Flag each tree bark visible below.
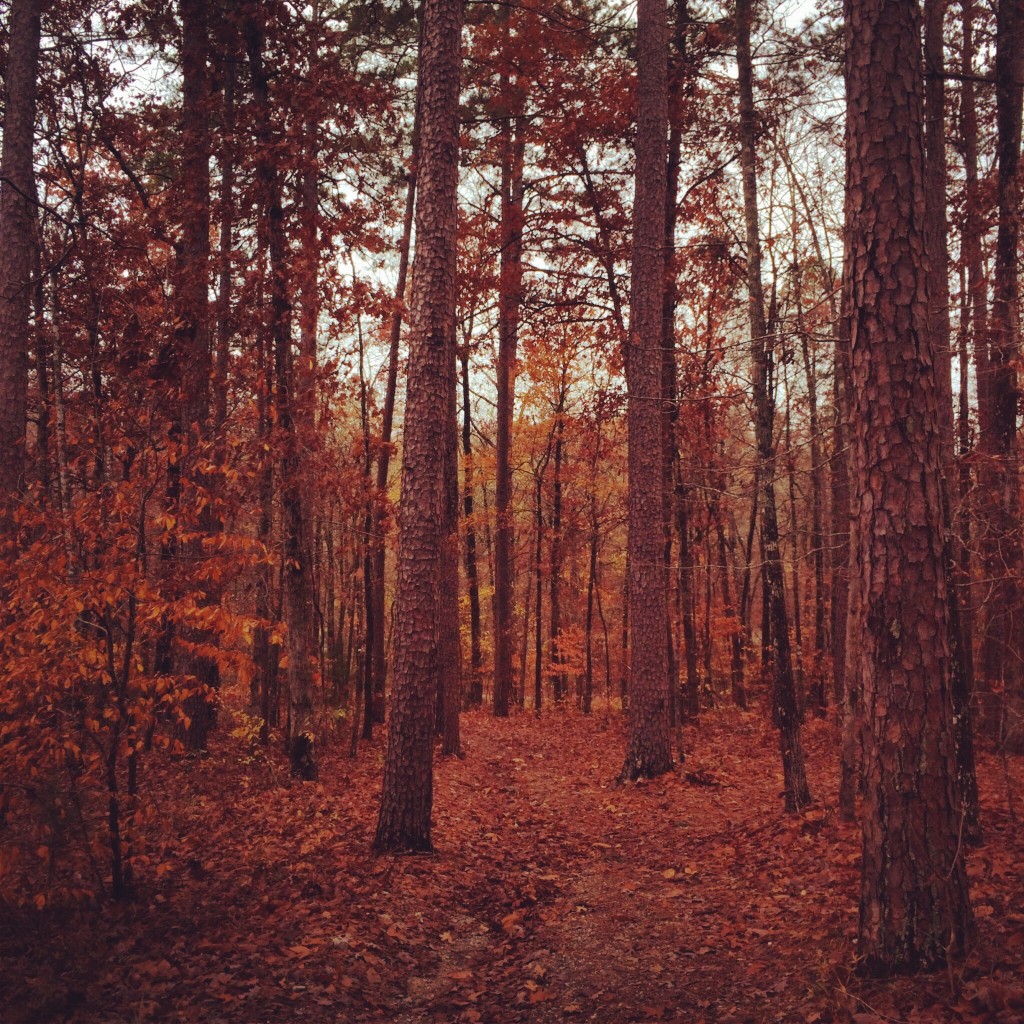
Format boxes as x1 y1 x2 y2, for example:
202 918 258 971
620 0 672 780
0 0 42 508
844 0 973 971
375 0 461 852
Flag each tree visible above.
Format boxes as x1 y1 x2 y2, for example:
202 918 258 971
620 0 672 780
844 0 973 973
985 0 1024 749
374 0 462 853
0 0 43 508
492 2 526 718
735 0 810 812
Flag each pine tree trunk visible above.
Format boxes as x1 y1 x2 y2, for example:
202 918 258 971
620 0 672 780
844 0 973 970
375 0 461 852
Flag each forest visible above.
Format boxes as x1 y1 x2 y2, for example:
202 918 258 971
1 0 1023 1021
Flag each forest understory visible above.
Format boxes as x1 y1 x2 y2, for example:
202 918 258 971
3 706 1022 1024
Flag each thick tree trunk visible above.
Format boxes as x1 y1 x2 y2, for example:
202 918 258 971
374 0 461 852
736 0 810 811
844 0 973 971
620 0 672 780
0 0 42 508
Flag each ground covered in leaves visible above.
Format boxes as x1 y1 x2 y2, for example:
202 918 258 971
3 707 1023 1023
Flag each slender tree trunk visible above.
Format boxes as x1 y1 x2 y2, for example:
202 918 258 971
493 55 527 718
372 70 423 727
439 325 462 755
0 0 42 510
662 0 690 740
784 370 804 701
358 301 377 748
976 0 1023 737
715 503 745 706
549 400 566 701
177 0 218 750
792 235 826 712
844 0 973 971
958 0 982 725
989 0 1024 750
836 310 858 821
924 0 980 832
247 10 316 772
531 437 553 713
460 345 484 706
620 0 672 780
737 0 810 811
534 469 545 714
584 484 599 716
620 554 629 705
374 0 461 852
213 1 237 442
677 489 700 717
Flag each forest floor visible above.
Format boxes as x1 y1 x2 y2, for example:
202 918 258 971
3 704 1023 1024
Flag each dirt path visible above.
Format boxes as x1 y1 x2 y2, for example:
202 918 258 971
3 708 1022 1024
